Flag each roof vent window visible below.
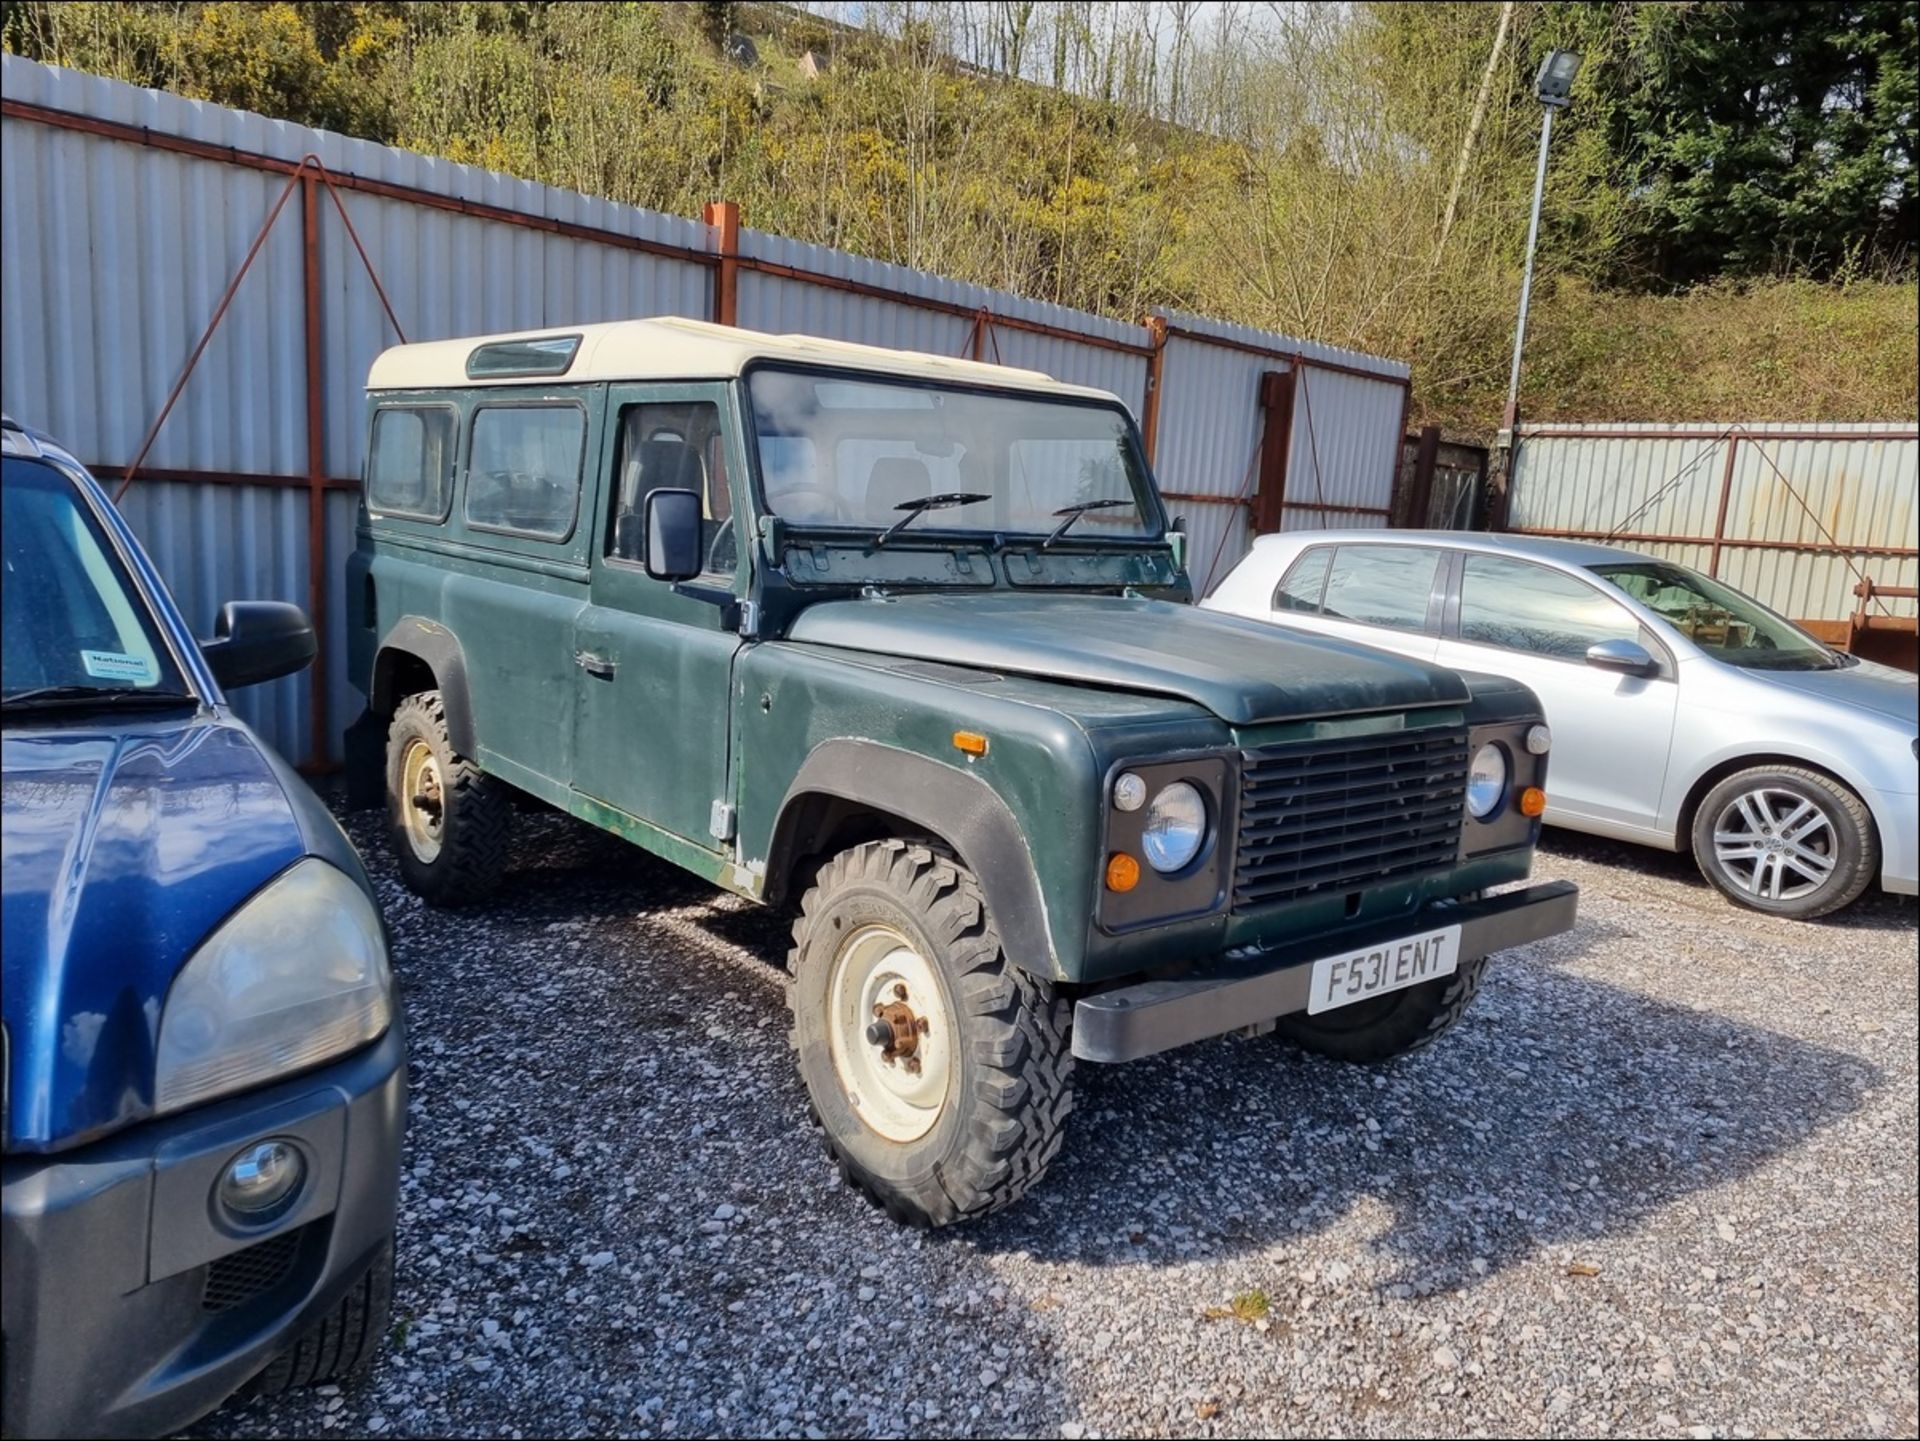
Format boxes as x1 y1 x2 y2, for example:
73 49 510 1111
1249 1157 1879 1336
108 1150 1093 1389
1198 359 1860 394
466 335 582 380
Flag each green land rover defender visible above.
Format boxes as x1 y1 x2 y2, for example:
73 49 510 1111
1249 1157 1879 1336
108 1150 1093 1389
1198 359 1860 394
345 317 1576 1227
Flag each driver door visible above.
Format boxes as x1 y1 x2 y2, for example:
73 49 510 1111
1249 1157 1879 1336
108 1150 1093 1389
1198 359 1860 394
570 383 745 853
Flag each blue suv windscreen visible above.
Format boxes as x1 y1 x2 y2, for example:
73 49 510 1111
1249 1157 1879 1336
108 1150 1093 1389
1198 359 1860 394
2 460 189 703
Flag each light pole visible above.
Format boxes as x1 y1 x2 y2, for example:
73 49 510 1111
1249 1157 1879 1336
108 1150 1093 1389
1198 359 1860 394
1502 49 1582 433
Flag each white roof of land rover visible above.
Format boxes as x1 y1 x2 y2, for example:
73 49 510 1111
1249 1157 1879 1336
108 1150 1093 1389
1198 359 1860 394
366 316 1114 400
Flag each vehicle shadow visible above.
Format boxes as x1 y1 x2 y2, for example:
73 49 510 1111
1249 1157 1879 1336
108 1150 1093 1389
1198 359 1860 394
379 809 1883 1302
962 946 1880 1290
1539 828 1919 934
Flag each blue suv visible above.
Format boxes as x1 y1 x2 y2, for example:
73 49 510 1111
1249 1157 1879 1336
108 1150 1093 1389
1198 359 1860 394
1 419 406 1437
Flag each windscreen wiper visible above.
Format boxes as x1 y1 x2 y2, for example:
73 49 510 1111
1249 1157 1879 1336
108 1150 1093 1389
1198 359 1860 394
1042 498 1135 548
875 492 992 547
1 685 197 713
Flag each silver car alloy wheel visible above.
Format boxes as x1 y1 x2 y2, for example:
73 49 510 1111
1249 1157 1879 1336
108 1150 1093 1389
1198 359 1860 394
1712 786 1838 901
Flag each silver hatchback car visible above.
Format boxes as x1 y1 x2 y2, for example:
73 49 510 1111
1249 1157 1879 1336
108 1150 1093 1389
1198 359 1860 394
1204 530 1918 920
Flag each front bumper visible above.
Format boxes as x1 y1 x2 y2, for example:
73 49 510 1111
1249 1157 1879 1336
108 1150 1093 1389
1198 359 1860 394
1865 783 1918 896
2 1020 406 1440
1073 882 1578 1063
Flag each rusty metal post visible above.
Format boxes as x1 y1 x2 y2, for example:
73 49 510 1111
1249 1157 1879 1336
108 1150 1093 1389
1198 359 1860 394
1388 378 1413 517
1707 435 1739 578
1403 424 1442 529
968 309 988 361
703 200 740 326
1140 315 1168 466
301 172 331 771
1251 369 1295 535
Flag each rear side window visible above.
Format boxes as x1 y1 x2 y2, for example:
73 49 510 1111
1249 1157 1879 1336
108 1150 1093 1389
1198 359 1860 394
465 405 586 540
1320 545 1441 631
367 407 456 519
1272 546 1331 613
1458 553 1641 659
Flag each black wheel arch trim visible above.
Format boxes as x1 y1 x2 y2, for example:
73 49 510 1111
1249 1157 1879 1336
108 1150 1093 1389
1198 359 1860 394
766 739 1059 979
371 617 478 758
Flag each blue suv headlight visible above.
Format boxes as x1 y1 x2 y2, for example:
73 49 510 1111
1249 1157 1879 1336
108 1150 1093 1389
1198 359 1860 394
155 859 392 1114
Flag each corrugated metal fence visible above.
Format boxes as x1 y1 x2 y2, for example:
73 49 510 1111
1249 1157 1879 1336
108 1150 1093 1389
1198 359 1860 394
1508 423 1920 631
0 55 1411 767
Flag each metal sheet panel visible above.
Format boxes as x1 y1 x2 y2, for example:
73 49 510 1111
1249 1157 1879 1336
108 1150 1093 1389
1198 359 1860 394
113 478 315 758
1151 307 1410 382
1509 422 1918 622
1151 308 1408 589
1279 506 1389 534
1152 332 1271 504
1284 364 1406 516
1181 499 1252 600
736 229 1149 416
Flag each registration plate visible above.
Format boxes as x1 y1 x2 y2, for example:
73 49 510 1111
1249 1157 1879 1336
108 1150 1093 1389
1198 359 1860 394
1306 925 1462 1015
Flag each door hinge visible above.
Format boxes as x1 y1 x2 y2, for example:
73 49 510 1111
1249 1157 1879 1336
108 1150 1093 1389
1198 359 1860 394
709 801 737 842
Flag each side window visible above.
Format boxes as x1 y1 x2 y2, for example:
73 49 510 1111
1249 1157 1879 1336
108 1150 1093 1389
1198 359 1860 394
1272 546 1332 613
1321 545 1442 631
609 400 736 577
367 406 456 519
465 404 586 540
1457 553 1641 660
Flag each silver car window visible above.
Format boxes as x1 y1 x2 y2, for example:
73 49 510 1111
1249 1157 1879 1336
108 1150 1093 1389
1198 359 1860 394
1458 553 1640 660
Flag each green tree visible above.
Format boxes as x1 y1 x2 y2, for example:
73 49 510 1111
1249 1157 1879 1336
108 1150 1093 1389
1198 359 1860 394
1613 0 1918 283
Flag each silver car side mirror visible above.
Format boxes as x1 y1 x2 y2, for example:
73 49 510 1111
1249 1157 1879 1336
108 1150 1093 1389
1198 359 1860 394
1585 637 1659 677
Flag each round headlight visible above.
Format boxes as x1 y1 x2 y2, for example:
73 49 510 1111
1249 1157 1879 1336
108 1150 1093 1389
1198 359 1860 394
1112 772 1148 812
217 1139 306 1220
1466 743 1509 819
1525 724 1552 755
1142 781 1207 872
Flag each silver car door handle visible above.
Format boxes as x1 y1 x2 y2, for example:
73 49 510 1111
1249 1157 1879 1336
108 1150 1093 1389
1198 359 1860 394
574 650 616 678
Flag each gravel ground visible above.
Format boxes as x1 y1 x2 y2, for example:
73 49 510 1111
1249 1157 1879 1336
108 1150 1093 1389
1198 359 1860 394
193 804 1918 1441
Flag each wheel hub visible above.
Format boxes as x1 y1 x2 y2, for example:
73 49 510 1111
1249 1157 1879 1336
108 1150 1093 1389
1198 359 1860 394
866 984 930 1074
400 740 446 863
826 925 951 1143
1712 786 1837 902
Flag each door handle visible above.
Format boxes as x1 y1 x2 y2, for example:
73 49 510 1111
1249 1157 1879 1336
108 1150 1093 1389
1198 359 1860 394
574 650 617 679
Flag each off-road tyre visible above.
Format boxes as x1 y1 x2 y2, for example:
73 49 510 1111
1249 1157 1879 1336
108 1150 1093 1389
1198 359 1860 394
385 690 511 906
1690 764 1876 920
248 1239 393 1395
1277 956 1490 1064
788 838 1073 1227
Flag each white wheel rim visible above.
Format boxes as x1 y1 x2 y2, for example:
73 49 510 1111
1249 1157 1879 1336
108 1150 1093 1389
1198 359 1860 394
400 739 445 863
826 924 952 1143
1712 787 1838 901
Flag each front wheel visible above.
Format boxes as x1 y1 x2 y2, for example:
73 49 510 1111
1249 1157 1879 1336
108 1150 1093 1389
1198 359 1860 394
1691 765 1876 920
1277 956 1489 1063
787 839 1073 1227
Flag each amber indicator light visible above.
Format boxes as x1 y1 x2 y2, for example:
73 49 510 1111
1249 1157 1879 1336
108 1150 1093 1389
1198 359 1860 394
1105 852 1141 892
952 731 989 757
1520 787 1547 818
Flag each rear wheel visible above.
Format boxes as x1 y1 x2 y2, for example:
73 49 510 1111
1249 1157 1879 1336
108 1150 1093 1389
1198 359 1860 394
787 838 1073 1227
1691 765 1876 920
385 690 512 906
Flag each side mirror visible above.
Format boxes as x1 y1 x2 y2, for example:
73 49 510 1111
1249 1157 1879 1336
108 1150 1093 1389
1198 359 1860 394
642 487 704 582
1167 513 1188 571
1585 637 1659 678
201 601 316 690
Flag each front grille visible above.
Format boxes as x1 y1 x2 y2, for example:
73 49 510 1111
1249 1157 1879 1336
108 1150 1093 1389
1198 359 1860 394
1234 726 1468 910
202 1227 305 1312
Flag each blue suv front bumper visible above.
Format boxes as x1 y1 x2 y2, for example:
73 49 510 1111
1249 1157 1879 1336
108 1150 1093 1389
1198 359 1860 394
2 1021 405 1439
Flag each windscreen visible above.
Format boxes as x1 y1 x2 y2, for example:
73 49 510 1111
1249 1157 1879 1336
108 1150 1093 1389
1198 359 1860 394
2 460 185 699
1590 560 1842 671
747 368 1158 541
